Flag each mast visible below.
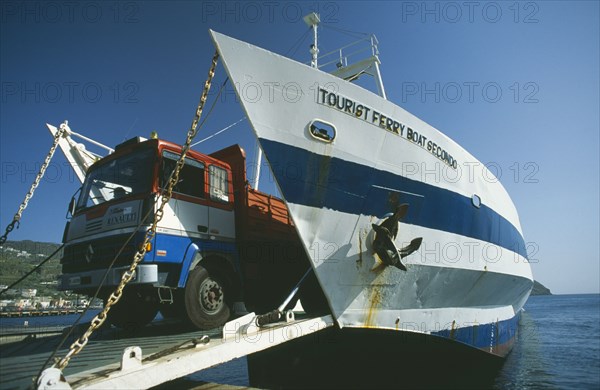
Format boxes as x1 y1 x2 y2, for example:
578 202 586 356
303 13 320 68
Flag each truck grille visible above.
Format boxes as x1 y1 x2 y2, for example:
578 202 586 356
61 234 142 273
85 220 103 233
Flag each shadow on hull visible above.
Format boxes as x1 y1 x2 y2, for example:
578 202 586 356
248 327 507 389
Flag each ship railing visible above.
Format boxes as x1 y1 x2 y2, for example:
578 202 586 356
316 34 380 72
311 33 387 98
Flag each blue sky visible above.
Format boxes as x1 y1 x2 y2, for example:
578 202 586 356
1 1 598 294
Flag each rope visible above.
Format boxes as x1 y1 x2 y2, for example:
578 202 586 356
190 117 246 147
285 27 312 58
321 24 369 39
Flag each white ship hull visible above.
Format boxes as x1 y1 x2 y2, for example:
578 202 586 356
211 30 533 357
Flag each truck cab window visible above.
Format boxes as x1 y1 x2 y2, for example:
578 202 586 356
209 165 229 202
76 148 154 211
161 150 205 198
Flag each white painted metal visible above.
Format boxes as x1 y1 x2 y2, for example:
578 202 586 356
120 347 142 371
66 199 144 241
329 55 387 99
210 30 533 338
37 368 72 390
208 206 236 239
160 198 208 237
253 144 262 190
318 34 387 99
154 184 235 243
210 31 523 232
372 60 387 99
62 314 334 389
303 13 320 68
65 129 114 154
61 226 142 245
46 122 105 184
286 204 531 330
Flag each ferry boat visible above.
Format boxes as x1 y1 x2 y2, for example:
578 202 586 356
210 14 533 387
3 15 533 389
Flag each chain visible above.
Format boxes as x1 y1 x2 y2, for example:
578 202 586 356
55 51 220 371
0 124 67 246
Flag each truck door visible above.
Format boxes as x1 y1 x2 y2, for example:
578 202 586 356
207 165 236 241
157 150 209 248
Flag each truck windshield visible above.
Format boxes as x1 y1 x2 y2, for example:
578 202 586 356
77 148 154 211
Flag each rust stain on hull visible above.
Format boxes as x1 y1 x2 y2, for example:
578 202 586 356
356 230 363 269
364 285 382 327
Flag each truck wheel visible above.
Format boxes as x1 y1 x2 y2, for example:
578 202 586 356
105 289 159 331
184 266 230 330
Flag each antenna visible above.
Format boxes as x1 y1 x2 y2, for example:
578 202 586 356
303 13 320 68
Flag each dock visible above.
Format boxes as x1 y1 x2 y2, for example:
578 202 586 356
0 309 86 318
0 311 334 389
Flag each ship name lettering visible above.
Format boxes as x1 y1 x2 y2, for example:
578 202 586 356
371 111 402 135
319 87 370 121
319 87 401 133
427 141 457 169
317 86 458 169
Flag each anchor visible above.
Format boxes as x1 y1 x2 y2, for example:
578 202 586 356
372 204 423 271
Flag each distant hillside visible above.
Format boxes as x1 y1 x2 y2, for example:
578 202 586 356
531 280 552 295
2 240 61 256
0 240 62 296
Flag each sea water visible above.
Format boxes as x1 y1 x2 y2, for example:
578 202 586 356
494 294 600 389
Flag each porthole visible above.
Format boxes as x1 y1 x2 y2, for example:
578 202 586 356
472 194 481 208
308 120 336 143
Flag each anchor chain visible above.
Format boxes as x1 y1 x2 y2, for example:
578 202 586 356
55 50 220 371
0 123 67 246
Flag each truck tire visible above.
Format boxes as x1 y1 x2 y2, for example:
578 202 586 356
184 266 230 330
105 289 159 331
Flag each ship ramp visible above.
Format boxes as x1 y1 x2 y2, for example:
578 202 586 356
0 311 333 389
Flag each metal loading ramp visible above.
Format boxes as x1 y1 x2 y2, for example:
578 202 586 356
36 313 334 389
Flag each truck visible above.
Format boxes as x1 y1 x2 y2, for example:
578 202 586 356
57 130 326 330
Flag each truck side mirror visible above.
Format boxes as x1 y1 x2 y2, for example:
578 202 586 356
67 197 76 219
66 188 80 219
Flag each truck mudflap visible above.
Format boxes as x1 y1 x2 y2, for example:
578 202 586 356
59 265 158 290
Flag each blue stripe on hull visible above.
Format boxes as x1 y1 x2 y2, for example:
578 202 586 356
433 312 520 356
260 138 527 259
